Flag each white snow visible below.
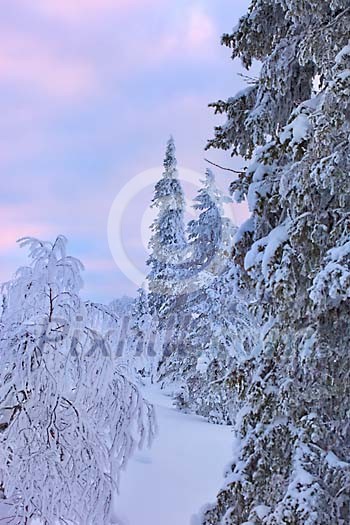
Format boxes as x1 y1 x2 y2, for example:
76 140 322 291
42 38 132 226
244 222 289 278
114 383 233 525
279 112 311 146
244 236 267 272
227 85 255 104
254 504 271 519
325 451 349 469
261 223 290 278
310 240 350 304
328 240 350 262
335 44 350 64
234 217 254 245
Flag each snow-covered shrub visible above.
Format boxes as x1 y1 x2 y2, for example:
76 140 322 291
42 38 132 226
0 236 155 525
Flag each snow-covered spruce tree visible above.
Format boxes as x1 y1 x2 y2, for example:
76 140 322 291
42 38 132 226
172 268 257 425
187 169 231 273
107 296 137 369
154 168 230 394
147 136 187 313
199 2 350 524
156 169 257 424
0 236 155 525
128 288 160 380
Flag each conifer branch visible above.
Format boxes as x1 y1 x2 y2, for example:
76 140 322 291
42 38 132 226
204 158 245 175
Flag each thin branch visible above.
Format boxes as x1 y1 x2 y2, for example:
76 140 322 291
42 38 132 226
325 6 350 29
237 72 259 85
204 158 246 175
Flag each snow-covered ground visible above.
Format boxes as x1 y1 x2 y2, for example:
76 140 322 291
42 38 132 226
0 385 233 525
114 384 233 525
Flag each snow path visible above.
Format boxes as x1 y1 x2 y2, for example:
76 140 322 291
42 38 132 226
115 384 233 525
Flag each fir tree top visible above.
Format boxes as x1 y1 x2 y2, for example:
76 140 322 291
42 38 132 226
163 136 177 178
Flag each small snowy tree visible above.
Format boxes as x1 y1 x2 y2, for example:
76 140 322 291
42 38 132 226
0 236 155 525
173 268 257 425
187 169 227 270
129 288 161 379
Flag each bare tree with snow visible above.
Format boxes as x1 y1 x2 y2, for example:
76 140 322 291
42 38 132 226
0 236 155 525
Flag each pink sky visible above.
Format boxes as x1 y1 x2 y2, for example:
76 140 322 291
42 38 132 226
0 0 250 301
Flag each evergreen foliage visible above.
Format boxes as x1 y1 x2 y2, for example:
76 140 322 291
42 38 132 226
199 2 350 524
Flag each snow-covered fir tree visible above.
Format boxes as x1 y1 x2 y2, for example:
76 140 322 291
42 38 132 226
156 169 256 423
155 168 231 392
187 169 229 273
172 268 257 425
147 136 187 312
130 288 161 379
0 236 155 525
199 2 350 524
131 288 150 360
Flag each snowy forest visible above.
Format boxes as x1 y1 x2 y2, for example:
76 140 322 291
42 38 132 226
1 0 350 524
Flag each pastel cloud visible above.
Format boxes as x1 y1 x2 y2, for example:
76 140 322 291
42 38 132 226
21 0 160 21
0 225 52 253
0 204 54 247
0 224 50 288
187 7 216 49
0 3 217 105
139 6 218 65
0 200 111 291
0 32 96 99
83 257 117 272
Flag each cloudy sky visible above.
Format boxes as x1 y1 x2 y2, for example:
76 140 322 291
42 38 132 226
0 0 251 302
